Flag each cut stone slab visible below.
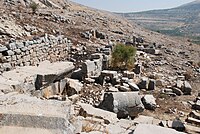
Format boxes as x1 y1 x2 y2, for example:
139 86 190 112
99 92 144 118
35 61 75 90
1 61 74 94
0 93 74 134
79 103 118 124
134 124 186 134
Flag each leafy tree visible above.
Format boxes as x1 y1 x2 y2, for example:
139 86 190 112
111 44 136 70
30 2 39 14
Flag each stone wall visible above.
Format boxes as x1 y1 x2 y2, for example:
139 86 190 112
0 34 72 72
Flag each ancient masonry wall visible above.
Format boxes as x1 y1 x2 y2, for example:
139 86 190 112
0 34 72 72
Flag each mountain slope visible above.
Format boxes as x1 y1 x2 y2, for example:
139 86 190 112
0 0 188 45
121 0 200 44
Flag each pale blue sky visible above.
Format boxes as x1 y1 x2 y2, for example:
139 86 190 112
71 0 194 12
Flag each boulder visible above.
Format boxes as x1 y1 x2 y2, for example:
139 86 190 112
142 95 157 110
167 120 185 132
99 92 144 118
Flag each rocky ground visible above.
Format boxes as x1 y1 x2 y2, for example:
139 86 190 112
0 0 199 134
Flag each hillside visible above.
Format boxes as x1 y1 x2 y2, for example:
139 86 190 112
121 0 200 44
0 0 199 134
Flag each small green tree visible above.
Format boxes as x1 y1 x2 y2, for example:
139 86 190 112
111 44 136 70
30 2 39 14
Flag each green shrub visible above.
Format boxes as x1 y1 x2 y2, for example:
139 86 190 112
30 2 39 14
111 44 136 70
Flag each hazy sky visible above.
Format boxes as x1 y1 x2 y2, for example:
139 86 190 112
71 0 194 12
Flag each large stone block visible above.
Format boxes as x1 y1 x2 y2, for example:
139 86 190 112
82 59 102 78
0 93 74 134
79 103 118 124
35 61 75 90
99 92 144 118
134 124 186 134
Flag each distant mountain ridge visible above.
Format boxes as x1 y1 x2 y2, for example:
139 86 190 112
120 0 200 44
